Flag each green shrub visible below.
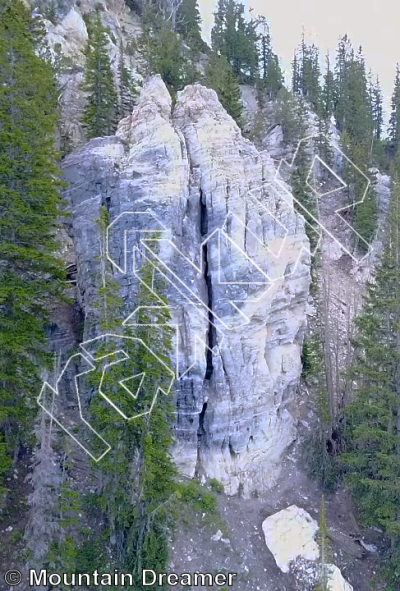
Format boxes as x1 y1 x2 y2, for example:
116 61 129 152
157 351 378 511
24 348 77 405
178 480 218 513
209 478 224 494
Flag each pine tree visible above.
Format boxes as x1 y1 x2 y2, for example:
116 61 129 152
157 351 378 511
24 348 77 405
176 0 203 48
256 17 283 103
256 19 283 101
346 46 374 145
342 130 377 249
304 43 321 109
211 0 259 84
333 38 376 247
370 74 386 167
292 51 300 94
125 260 177 583
334 42 373 145
316 54 336 170
321 53 335 120
264 54 283 99
290 98 320 250
388 64 400 157
371 75 383 140
87 219 178 588
259 19 271 80
293 33 321 110
276 87 301 146
341 153 400 581
334 34 353 131
82 9 118 138
141 18 190 93
117 42 139 119
0 0 65 502
302 330 338 491
210 0 227 55
204 53 243 124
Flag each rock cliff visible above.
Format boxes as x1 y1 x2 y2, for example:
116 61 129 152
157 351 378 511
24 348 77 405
34 0 143 148
62 75 311 496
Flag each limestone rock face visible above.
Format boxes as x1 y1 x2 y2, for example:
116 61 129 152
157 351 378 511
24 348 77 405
327 564 354 591
62 76 311 497
54 7 88 50
242 84 392 427
37 0 143 149
262 505 319 573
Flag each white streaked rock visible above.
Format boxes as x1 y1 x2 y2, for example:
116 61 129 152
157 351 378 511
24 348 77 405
262 505 319 573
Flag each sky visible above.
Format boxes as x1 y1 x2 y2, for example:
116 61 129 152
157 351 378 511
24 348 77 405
198 0 399 126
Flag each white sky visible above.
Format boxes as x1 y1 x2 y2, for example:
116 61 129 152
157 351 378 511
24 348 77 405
198 0 399 127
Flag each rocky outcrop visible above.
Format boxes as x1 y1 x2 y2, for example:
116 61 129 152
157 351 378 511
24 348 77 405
262 505 353 590
262 505 319 573
327 564 354 591
35 0 143 148
242 85 392 421
62 75 310 497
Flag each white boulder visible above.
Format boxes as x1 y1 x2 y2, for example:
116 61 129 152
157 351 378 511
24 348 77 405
262 505 319 573
262 505 354 590
326 564 353 591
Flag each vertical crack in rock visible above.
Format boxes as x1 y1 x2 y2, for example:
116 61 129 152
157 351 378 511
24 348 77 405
200 188 208 236
196 190 215 477
204 256 216 380
200 190 216 381
197 402 208 447
228 438 237 459
244 198 249 253
196 397 209 478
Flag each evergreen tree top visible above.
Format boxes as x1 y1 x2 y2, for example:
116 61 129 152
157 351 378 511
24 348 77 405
0 0 66 512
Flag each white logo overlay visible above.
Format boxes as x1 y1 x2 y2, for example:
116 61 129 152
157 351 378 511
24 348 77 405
38 133 374 459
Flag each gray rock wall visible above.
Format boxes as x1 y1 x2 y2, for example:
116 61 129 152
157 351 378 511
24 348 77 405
34 0 143 149
62 76 311 497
